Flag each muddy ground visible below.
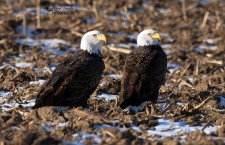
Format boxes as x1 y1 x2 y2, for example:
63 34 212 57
0 0 225 144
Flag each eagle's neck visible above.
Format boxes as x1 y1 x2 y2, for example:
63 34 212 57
81 49 101 57
80 40 102 55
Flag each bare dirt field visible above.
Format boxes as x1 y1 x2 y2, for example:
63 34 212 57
0 0 225 144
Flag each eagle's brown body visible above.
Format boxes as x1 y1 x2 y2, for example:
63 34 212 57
118 44 167 109
32 49 104 109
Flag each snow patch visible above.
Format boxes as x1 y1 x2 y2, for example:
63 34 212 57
147 119 219 138
204 39 214 44
25 7 48 15
16 25 41 36
161 43 172 49
42 125 53 132
219 96 225 108
160 33 170 37
15 62 34 68
105 74 121 79
127 34 138 40
50 63 58 71
168 63 180 73
0 91 10 98
39 39 70 48
72 132 102 144
0 96 35 112
196 0 211 5
123 101 148 114
95 124 126 131
34 68 48 74
85 18 96 23
96 93 117 101
15 38 75 56
0 63 18 70
194 45 218 51
157 8 170 13
19 54 28 58
20 99 36 107
176 102 185 106
164 49 173 55
29 80 46 85
42 122 68 132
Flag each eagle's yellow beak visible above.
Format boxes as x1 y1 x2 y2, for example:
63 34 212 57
151 33 161 41
96 34 107 43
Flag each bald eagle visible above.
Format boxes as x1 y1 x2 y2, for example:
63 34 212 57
32 30 106 109
117 29 167 114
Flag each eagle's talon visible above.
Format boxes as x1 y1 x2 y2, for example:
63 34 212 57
122 106 136 115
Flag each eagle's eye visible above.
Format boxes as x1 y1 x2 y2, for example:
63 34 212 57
148 32 157 37
93 34 97 37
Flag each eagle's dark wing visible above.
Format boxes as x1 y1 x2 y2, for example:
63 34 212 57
118 45 167 109
32 49 104 109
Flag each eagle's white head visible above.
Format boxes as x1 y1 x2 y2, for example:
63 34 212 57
80 30 106 55
137 29 161 46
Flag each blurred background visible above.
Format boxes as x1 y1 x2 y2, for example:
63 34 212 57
0 0 224 45
0 0 224 73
